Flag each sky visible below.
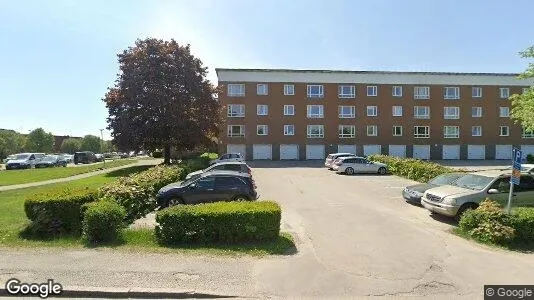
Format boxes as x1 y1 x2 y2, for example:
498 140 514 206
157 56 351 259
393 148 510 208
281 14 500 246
1 0 533 140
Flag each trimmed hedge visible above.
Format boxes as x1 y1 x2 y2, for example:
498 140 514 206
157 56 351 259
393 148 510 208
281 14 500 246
152 150 163 158
155 201 281 245
82 199 126 244
509 207 534 242
24 188 98 235
367 155 460 183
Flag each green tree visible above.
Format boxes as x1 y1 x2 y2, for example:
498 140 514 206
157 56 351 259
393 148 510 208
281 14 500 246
102 140 116 153
0 129 26 159
60 138 81 154
103 38 220 164
25 128 54 153
80 135 102 153
510 46 534 130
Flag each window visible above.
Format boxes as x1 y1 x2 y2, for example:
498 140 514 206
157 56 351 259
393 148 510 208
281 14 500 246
367 85 377 96
367 106 378 116
307 85 324 98
393 126 403 136
307 125 324 138
257 84 268 95
284 84 295 96
367 125 378 136
444 107 460 119
500 126 509 136
227 84 245 97
472 87 482 98
443 87 460 100
522 128 534 138
444 126 460 138
227 104 245 117
472 107 482 117
338 85 356 98
338 125 356 138
215 177 241 189
283 105 295 116
499 107 509 117
472 126 482 137
414 126 430 138
414 86 430 99
392 106 403 116
307 105 324 118
338 106 355 118
500 88 510 99
227 125 245 137
196 177 215 189
257 125 268 135
284 124 295 136
517 175 534 192
392 86 402 97
257 104 268 116
413 106 430 119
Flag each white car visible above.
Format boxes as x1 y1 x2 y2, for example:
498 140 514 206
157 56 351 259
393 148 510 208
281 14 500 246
185 161 251 180
209 153 244 165
324 153 355 169
332 156 388 175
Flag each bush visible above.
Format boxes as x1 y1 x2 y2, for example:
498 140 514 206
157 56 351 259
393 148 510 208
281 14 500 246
155 201 281 245
527 154 534 164
367 155 459 183
200 152 218 162
458 199 515 244
82 199 126 244
24 188 97 236
509 207 534 242
152 150 163 158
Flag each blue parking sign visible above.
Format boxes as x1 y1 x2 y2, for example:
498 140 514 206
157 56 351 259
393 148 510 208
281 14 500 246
511 148 522 185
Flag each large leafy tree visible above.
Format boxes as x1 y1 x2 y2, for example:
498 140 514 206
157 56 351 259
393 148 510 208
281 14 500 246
0 129 26 159
510 46 534 130
103 38 220 164
25 128 54 153
60 138 81 154
80 135 102 153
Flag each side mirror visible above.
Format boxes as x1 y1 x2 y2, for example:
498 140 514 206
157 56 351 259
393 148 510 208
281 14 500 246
189 183 197 189
487 188 499 194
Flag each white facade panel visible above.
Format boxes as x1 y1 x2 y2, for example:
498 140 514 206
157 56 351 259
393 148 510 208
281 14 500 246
413 145 430 160
495 145 513 160
306 145 325 160
388 145 406 158
252 144 272 160
280 144 299 160
467 145 485 160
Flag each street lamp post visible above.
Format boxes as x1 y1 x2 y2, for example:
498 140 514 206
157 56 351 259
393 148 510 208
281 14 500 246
99 129 106 168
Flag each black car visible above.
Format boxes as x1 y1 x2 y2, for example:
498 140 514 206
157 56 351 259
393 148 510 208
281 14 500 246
35 155 68 168
74 151 97 164
156 171 258 208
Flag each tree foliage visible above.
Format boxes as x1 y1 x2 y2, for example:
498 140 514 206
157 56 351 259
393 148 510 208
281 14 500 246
60 138 81 154
102 140 116 153
103 38 220 163
510 46 534 131
25 128 54 153
80 135 102 153
0 130 26 159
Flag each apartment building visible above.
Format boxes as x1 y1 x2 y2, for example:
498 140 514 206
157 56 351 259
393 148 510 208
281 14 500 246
216 68 534 160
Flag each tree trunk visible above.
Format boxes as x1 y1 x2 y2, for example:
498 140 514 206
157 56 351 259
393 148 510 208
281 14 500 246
163 144 171 164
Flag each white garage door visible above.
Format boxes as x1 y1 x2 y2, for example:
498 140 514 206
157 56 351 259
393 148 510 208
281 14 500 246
442 145 460 160
252 144 272 160
496 145 512 160
280 144 299 160
363 145 381 156
521 145 534 159
413 145 430 160
388 145 406 158
337 145 356 155
226 144 246 158
306 145 325 160
467 145 485 160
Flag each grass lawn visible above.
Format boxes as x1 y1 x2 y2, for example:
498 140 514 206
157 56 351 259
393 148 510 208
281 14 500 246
0 159 138 186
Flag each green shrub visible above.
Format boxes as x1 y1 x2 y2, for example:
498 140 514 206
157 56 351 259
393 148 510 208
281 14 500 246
152 150 163 158
458 199 515 244
155 201 281 245
510 207 534 241
527 154 534 164
82 199 126 244
200 152 218 161
24 188 97 235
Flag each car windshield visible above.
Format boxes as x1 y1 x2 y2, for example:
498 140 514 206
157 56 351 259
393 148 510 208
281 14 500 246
14 154 29 160
428 173 464 185
450 174 494 190
181 175 200 186
43 155 58 161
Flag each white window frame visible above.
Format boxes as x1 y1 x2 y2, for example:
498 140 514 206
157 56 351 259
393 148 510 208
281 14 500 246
227 104 245 117
367 85 378 97
500 87 510 99
338 105 355 118
257 83 268 95
414 86 430 99
392 126 403 136
472 87 482 98
257 104 268 116
499 126 509 137
443 106 460 119
227 84 245 97
283 105 295 116
227 125 245 137
414 126 430 138
522 128 534 138
471 107 482 118
307 105 324 118
392 86 402 97
307 125 324 138
367 106 378 117
444 126 460 138
256 125 268 136
471 126 482 137
413 106 430 119
392 106 403 117
338 85 356 98
443 87 460 100
338 125 356 138
366 125 378 136
284 124 295 136
499 107 510 118
307 84 324 98
284 84 295 96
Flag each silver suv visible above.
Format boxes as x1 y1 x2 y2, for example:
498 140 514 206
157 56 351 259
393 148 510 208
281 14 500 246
5 153 45 170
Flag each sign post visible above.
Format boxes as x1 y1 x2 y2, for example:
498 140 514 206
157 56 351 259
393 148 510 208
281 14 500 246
507 148 522 213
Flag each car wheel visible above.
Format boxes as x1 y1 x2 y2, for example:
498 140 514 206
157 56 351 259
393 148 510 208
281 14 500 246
167 197 183 207
233 195 249 201
378 167 387 175
345 167 354 175
455 203 478 222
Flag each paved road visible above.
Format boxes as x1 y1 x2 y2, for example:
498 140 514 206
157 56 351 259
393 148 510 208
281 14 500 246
1 161 533 299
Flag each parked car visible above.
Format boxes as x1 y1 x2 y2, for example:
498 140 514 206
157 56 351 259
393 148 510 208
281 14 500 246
156 171 258 207
209 153 245 165
402 172 465 204
332 156 388 175
59 154 74 163
74 151 97 164
5 153 45 170
185 161 251 180
324 153 355 169
95 154 105 162
35 155 68 168
421 170 534 220
3 154 16 164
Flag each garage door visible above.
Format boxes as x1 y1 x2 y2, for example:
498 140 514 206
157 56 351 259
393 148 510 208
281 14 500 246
467 145 485 160
442 145 460 160
226 144 246 158
280 144 299 160
306 145 325 160
252 144 272 160
413 145 430 160
496 145 512 160
337 145 356 155
521 145 534 159
388 145 406 158
363 145 381 156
